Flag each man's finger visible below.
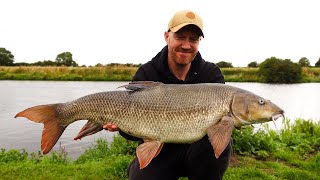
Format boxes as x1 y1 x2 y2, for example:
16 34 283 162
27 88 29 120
103 124 109 129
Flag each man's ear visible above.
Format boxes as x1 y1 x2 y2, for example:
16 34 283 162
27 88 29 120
164 31 170 44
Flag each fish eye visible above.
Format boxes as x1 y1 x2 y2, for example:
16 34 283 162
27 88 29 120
259 98 265 105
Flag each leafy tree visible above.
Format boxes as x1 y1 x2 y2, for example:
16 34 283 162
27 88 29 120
258 57 302 83
0 48 14 66
33 60 57 66
216 61 233 68
107 63 120 67
248 61 258 68
298 57 311 67
95 63 104 67
55 52 78 67
14 62 31 66
315 57 320 67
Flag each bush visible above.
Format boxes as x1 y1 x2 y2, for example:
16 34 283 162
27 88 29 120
0 149 28 162
315 57 320 67
248 61 259 68
232 126 277 159
216 61 233 68
298 57 311 67
258 57 302 83
41 151 70 164
280 119 320 155
75 136 138 164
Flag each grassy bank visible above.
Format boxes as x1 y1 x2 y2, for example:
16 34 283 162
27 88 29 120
1 66 320 82
1 119 319 179
0 66 137 81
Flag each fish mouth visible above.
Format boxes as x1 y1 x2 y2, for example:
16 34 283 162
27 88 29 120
271 111 285 127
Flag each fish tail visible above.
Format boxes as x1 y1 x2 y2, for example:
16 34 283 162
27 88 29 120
15 104 66 154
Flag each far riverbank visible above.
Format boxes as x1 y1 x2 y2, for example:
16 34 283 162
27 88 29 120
1 66 320 82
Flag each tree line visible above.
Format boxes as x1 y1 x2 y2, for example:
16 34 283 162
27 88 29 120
216 57 320 68
0 48 78 67
2 47 320 68
1 47 320 83
0 48 143 67
218 57 319 83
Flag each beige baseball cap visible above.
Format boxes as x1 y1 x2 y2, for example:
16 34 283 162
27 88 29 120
168 10 204 37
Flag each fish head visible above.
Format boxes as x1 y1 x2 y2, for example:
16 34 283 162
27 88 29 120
231 91 284 128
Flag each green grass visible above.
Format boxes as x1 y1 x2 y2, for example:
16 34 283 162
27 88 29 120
0 119 319 179
221 67 261 82
0 158 131 180
0 137 136 180
0 66 137 81
225 154 320 180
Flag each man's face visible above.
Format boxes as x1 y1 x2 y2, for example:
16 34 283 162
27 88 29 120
165 26 201 66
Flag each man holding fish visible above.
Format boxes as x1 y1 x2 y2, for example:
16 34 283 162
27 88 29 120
104 10 231 180
16 9 283 180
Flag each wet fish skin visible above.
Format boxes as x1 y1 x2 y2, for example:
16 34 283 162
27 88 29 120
15 81 284 169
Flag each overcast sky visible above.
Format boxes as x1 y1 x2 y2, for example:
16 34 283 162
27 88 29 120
1 0 319 67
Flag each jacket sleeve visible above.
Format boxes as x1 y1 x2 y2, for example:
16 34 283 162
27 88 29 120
132 66 148 81
118 66 147 141
198 62 225 84
209 64 225 84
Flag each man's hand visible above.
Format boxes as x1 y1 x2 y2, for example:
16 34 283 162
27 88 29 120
103 123 120 132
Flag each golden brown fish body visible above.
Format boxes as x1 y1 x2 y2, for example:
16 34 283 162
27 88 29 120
61 83 230 142
15 81 284 169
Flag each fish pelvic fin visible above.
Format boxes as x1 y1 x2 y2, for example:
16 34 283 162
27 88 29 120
207 116 234 158
15 104 66 154
74 121 103 140
136 140 164 169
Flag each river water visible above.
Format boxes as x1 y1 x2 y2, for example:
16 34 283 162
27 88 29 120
0 80 319 159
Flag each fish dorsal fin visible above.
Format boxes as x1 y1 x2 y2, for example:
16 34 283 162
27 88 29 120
207 116 234 158
136 140 164 169
74 120 103 140
119 81 164 91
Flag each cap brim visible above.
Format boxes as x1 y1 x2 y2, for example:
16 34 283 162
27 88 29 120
170 23 204 37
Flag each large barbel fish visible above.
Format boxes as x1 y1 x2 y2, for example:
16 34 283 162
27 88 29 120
15 81 284 169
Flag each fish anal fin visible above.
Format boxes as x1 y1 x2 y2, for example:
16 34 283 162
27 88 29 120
15 104 66 154
207 116 234 158
119 81 163 91
136 140 164 169
74 121 103 140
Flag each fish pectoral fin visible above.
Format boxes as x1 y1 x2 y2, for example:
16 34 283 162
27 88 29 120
74 120 103 140
136 140 164 169
119 81 164 91
207 116 234 158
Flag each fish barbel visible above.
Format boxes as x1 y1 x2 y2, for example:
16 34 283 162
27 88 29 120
15 81 284 169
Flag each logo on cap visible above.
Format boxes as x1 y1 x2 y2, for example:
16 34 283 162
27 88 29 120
186 12 196 19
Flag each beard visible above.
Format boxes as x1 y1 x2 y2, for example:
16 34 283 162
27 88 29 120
171 48 197 66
